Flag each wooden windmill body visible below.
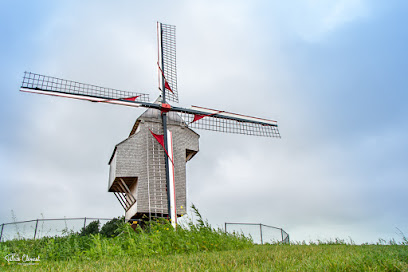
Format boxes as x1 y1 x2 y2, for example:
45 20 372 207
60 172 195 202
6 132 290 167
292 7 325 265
108 108 199 221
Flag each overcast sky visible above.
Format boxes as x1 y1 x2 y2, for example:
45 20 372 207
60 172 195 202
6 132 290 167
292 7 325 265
1 0 407 244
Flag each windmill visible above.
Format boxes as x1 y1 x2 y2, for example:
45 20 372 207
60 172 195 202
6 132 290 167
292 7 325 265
20 22 280 228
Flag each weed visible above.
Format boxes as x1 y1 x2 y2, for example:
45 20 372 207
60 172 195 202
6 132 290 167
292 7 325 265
397 227 408 245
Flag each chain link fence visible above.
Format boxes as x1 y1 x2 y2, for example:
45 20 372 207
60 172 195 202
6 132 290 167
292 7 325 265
225 223 289 244
1 218 289 245
0 218 116 242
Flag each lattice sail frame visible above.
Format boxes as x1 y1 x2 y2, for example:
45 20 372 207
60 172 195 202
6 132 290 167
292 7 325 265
21 71 150 103
158 23 178 103
20 71 280 137
180 111 280 137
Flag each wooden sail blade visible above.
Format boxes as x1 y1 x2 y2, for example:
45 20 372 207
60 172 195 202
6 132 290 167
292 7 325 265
158 22 178 103
173 105 280 138
20 71 150 107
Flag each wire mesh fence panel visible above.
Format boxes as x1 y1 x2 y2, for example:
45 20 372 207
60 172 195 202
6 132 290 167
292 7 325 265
1 221 37 241
225 223 290 244
260 226 285 244
35 219 83 239
35 219 65 239
80 219 113 236
281 229 290 244
85 219 112 227
0 218 117 242
225 223 263 244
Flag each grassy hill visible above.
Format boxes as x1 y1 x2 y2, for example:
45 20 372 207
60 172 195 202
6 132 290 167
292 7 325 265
1 208 407 271
2 244 408 271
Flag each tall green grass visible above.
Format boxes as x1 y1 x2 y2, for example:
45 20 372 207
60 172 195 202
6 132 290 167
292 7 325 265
1 206 407 270
2 244 408 271
0 205 252 263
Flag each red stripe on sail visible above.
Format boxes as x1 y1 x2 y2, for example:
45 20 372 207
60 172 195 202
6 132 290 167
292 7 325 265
165 81 174 94
148 129 174 165
149 129 165 148
94 96 140 103
191 111 224 123
192 114 206 123
123 96 139 101
157 62 174 94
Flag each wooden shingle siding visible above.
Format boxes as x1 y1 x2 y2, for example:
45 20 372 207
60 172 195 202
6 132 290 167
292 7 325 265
108 108 199 220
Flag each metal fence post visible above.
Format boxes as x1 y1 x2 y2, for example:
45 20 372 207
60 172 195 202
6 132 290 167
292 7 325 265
225 222 227 233
0 224 4 242
260 224 263 245
281 228 284 243
83 217 87 230
33 219 39 240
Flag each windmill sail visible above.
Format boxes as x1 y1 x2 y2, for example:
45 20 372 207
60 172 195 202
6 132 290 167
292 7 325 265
175 106 280 138
158 22 178 103
20 72 150 106
20 72 280 138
